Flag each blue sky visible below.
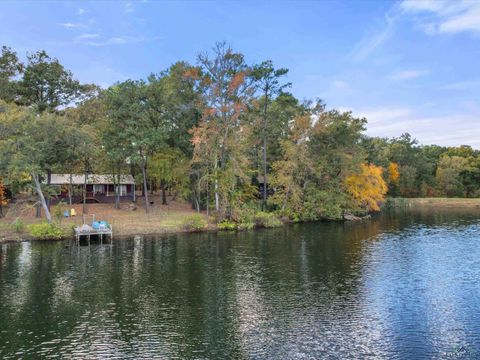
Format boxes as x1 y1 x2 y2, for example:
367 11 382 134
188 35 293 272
1 0 479 147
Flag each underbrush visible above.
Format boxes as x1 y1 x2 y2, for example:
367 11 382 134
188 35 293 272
182 214 208 231
254 211 283 228
27 222 66 240
217 210 283 231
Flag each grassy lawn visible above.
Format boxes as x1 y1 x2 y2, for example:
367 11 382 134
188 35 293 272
0 195 209 241
389 197 480 208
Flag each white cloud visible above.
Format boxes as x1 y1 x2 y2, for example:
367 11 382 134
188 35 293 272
440 80 480 90
347 105 480 148
125 2 134 13
58 22 88 29
388 69 429 81
401 0 480 35
356 107 412 125
349 13 397 62
77 8 88 16
332 80 349 89
81 35 163 47
77 33 99 39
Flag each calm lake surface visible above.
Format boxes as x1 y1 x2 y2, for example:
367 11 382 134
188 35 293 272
1 209 479 359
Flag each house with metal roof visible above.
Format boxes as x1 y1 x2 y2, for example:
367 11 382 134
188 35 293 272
48 174 136 203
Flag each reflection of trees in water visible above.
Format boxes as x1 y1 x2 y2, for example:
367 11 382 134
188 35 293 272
1 209 479 358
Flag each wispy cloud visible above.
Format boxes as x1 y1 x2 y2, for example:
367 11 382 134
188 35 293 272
356 107 412 125
332 80 349 90
77 33 100 40
81 35 163 47
349 11 399 62
77 8 88 16
125 2 134 13
58 22 88 30
349 105 480 148
401 0 480 36
440 80 480 90
388 69 429 81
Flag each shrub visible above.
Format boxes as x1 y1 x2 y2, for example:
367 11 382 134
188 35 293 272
182 214 207 231
27 223 65 240
53 201 67 223
255 211 283 228
11 218 24 233
237 222 255 230
217 220 237 231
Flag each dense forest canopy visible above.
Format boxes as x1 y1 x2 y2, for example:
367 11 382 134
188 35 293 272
0 43 479 225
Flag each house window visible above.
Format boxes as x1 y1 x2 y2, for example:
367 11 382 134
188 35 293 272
116 185 127 196
93 184 105 194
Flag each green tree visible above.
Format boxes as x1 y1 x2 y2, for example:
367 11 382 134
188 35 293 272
193 42 255 218
0 102 74 222
436 155 471 197
104 80 168 213
251 60 290 209
18 50 87 113
0 46 23 102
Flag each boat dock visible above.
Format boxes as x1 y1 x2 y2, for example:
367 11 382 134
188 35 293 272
74 225 113 245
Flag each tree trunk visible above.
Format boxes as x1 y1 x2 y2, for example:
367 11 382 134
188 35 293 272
141 157 150 214
214 179 219 212
83 171 87 214
115 171 120 210
68 174 73 205
206 180 210 217
194 190 200 212
214 154 219 212
161 182 167 205
32 172 52 223
46 169 52 211
262 89 269 211
262 137 267 210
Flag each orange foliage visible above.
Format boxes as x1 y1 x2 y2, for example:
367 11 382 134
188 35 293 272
228 72 245 94
345 163 387 211
0 178 8 206
182 67 200 80
388 162 400 184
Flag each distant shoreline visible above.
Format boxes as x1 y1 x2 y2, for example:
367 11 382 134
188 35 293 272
1 197 479 244
388 197 480 208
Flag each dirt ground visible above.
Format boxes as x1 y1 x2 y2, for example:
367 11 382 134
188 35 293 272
0 194 209 242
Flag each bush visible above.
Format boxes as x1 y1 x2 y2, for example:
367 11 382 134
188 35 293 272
53 201 67 222
217 220 237 231
11 218 24 233
255 211 283 228
27 222 65 240
238 222 255 230
182 214 207 231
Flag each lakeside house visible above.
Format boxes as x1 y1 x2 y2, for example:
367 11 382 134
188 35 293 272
48 174 136 203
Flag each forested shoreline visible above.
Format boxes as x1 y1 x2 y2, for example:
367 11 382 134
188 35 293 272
1 43 479 231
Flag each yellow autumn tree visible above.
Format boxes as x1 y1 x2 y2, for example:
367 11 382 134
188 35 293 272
344 163 387 211
388 162 400 185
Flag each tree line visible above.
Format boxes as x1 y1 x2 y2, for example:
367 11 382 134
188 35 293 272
0 43 479 225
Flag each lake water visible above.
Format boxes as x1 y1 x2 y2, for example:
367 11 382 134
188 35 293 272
0 209 479 359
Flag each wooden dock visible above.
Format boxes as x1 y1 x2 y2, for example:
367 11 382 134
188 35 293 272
74 224 113 245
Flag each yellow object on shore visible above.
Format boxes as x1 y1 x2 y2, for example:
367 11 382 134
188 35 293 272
70 208 76 217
